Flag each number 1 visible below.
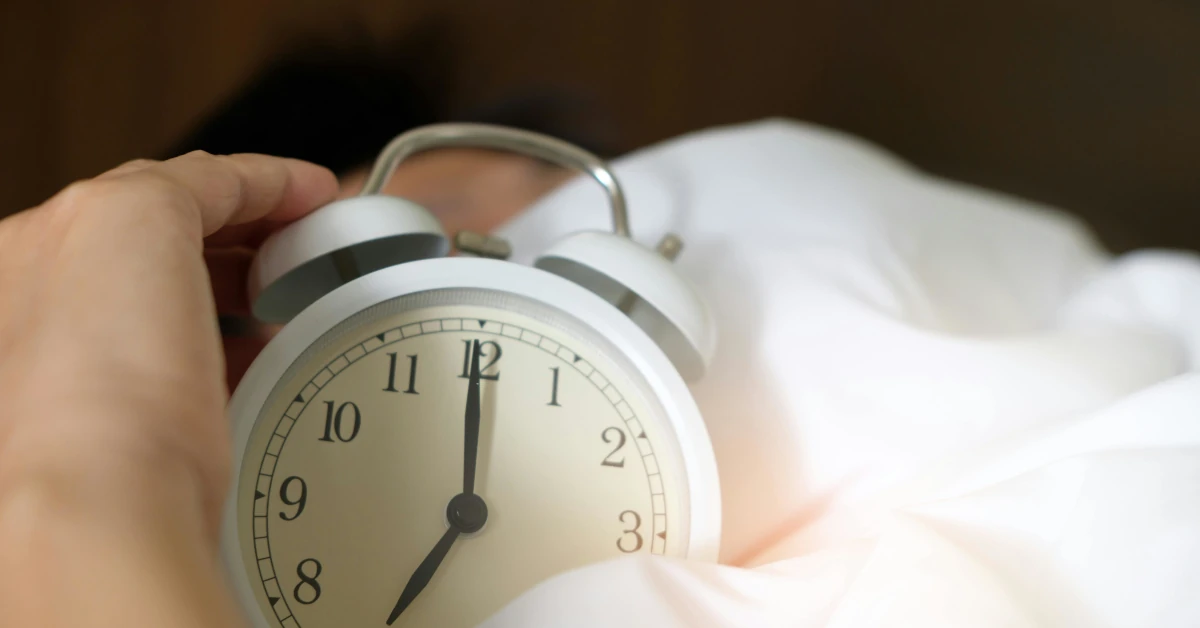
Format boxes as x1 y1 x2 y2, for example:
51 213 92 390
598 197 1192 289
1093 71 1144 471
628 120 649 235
548 367 561 406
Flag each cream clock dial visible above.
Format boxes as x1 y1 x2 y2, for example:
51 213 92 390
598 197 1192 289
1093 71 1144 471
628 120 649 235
236 289 685 628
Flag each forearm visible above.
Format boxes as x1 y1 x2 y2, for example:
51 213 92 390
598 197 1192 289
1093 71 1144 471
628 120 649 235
0 435 244 628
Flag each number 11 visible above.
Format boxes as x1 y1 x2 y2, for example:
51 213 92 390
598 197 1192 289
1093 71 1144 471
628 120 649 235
384 353 419 394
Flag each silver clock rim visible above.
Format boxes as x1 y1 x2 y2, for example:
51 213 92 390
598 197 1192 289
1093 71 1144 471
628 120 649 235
220 257 721 627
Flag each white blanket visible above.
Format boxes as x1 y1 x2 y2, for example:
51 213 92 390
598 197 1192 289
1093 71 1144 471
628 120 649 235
488 119 1200 627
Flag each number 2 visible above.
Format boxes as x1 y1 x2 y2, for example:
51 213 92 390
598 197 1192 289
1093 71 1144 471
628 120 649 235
601 427 626 468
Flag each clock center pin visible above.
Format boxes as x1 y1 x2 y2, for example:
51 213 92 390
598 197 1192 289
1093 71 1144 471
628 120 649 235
446 493 489 534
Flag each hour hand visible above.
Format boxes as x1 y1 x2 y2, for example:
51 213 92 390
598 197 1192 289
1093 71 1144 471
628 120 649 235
386 526 461 625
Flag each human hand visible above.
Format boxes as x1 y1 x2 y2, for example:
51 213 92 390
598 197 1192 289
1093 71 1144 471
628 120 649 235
0 152 338 627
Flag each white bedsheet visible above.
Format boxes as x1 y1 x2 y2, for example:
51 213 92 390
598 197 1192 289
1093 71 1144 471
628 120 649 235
488 119 1200 627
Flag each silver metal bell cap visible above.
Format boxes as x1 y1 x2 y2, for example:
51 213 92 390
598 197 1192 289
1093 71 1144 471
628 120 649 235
249 195 448 323
535 230 716 381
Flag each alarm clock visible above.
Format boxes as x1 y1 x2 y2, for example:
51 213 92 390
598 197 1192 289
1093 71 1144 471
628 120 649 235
219 123 721 628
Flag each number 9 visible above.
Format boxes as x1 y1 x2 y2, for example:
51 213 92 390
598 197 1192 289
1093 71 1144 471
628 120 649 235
279 476 308 521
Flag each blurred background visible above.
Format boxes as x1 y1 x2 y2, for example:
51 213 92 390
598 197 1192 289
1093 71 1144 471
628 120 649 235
1 0 1197 252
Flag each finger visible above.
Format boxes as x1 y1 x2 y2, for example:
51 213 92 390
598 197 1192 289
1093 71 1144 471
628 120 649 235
205 248 253 315
97 158 160 179
128 151 338 238
204 222 278 249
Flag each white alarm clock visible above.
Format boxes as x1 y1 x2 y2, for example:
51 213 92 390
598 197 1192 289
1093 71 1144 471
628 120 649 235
220 124 721 628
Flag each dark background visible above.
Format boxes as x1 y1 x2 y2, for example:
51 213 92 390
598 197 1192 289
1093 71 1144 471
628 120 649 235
2 0 1197 252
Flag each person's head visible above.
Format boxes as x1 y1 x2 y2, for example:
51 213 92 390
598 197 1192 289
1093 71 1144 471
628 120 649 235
169 41 613 235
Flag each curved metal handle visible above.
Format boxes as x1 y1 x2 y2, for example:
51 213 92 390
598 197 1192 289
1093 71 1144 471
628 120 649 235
360 123 630 237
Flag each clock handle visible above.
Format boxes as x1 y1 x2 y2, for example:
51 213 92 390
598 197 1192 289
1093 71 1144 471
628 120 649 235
359 123 631 238
357 123 714 380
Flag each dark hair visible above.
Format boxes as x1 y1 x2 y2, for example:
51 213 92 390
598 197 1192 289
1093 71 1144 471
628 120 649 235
168 41 614 174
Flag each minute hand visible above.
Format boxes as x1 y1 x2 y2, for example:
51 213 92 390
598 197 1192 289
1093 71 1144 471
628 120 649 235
462 340 482 495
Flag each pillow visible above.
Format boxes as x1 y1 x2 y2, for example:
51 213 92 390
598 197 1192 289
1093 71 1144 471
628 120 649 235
488 119 1200 627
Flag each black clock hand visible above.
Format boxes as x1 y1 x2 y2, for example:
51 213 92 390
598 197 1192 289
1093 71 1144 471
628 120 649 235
386 525 461 625
385 343 492 624
462 339 482 495
384 493 489 624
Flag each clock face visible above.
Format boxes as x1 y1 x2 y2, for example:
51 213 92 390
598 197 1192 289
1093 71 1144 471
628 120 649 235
236 289 686 628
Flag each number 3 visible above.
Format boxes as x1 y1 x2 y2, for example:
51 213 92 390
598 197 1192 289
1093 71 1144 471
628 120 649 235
617 510 643 553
